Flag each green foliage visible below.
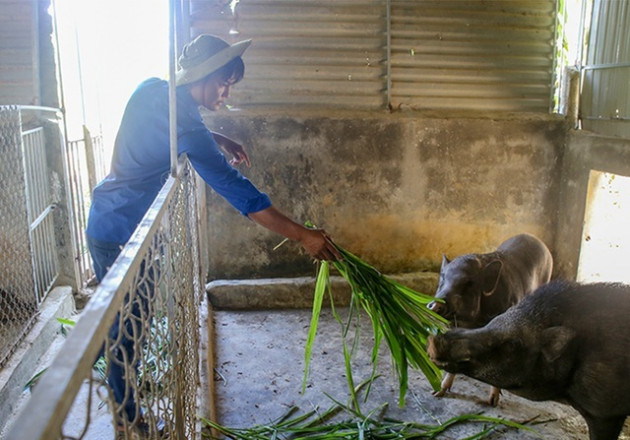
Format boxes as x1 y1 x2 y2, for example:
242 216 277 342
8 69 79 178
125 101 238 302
25 317 106 391
57 317 76 337
200 389 541 439
25 314 170 393
138 314 172 396
301 234 449 407
302 260 330 393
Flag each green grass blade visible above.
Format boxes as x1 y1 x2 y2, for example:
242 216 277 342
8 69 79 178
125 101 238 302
341 337 360 415
56 317 76 326
24 368 48 391
302 260 330 393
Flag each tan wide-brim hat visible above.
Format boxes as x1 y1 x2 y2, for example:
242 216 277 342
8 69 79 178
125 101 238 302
175 35 251 86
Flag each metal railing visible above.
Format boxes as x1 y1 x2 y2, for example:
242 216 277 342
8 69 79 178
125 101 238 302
6 157 204 439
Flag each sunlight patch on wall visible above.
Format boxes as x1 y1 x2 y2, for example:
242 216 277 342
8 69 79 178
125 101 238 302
578 170 630 283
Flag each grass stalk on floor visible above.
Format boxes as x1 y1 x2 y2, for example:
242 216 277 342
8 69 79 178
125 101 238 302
200 393 542 440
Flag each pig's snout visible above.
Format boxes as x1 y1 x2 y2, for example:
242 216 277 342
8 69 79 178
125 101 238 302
428 300 448 316
427 333 472 372
427 335 439 362
427 335 447 368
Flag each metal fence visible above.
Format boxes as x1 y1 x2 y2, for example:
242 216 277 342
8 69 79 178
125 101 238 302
580 0 630 139
0 106 63 368
6 157 204 440
66 126 108 289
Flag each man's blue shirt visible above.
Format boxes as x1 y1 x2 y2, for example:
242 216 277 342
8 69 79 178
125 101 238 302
86 78 271 244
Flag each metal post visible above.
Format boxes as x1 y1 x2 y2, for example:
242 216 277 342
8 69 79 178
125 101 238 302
83 125 97 192
386 0 392 110
169 0 179 177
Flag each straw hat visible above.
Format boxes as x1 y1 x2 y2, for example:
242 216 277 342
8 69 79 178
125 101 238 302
176 34 251 86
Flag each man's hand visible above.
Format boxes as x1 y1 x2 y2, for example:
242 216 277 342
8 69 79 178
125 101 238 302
298 227 342 261
248 206 342 261
212 132 251 167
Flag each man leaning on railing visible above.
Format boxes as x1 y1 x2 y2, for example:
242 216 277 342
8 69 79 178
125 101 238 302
85 35 342 438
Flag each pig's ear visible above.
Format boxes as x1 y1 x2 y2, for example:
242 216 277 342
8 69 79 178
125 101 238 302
541 326 575 363
441 254 451 267
481 260 503 296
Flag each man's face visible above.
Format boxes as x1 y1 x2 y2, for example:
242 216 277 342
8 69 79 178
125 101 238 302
199 74 236 111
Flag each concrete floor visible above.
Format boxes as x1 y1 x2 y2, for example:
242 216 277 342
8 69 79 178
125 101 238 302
211 305 628 439
0 307 586 440
5 278 630 439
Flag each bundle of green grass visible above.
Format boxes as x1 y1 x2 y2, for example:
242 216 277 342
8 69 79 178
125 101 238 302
303 241 450 407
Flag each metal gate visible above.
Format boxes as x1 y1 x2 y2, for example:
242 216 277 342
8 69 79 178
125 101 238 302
22 126 59 302
0 105 64 367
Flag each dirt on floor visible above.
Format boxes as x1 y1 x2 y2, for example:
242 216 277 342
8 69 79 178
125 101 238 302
210 307 630 440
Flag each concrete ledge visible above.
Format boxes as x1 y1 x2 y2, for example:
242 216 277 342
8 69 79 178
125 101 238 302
206 271 438 310
0 286 75 434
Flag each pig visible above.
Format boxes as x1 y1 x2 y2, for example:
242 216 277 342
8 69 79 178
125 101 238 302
427 233 553 405
427 280 630 440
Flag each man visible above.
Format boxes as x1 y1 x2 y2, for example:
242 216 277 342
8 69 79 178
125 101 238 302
86 34 341 437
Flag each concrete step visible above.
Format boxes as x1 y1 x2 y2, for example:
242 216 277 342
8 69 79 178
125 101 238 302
207 271 439 309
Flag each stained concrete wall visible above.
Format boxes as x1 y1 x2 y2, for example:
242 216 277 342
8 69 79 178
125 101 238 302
554 130 630 279
0 0 57 107
202 110 567 280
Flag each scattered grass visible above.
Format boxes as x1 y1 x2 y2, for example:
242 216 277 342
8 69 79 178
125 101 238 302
24 318 84 391
200 387 541 440
138 313 172 397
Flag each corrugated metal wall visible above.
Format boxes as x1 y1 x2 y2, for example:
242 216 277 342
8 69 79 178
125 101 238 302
581 0 630 139
389 1 556 112
0 0 39 105
190 0 387 109
187 0 557 112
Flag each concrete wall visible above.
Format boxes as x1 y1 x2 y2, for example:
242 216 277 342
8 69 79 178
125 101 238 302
554 130 630 279
0 0 57 107
202 110 567 280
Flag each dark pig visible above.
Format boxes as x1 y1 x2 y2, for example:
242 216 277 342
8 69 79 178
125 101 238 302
428 280 630 440
429 233 553 327
428 233 553 405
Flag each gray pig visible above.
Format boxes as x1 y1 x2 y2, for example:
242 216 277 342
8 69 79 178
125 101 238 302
427 280 630 440
428 233 553 405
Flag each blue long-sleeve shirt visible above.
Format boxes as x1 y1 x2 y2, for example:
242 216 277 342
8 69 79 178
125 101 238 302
86 78 271 244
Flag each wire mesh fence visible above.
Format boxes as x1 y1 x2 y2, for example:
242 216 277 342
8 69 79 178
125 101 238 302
6 157 204 440
0 106 62 368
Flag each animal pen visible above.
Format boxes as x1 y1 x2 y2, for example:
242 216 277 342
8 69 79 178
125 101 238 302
0 105 574 440
3 0 630 438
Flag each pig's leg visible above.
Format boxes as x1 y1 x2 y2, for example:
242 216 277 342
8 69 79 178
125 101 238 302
582 413 625 440
487 386 501 406
433 372 455 397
